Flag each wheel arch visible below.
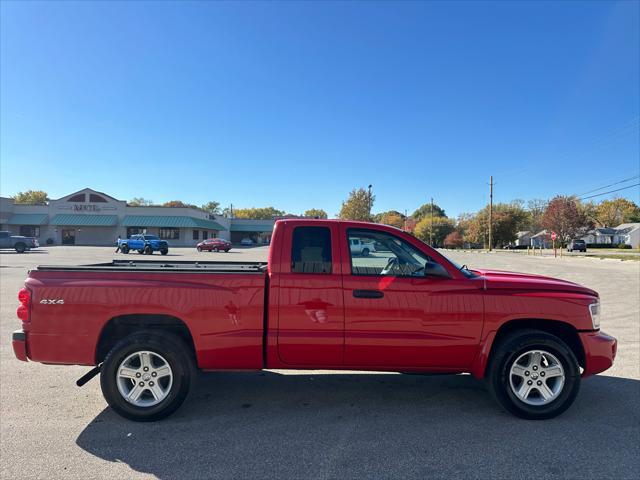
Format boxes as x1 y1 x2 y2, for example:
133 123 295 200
476 318 585 378
95 314 196 365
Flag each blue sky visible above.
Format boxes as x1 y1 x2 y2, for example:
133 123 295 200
1 0 638 218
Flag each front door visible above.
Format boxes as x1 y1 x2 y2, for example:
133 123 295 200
277 223 344 366
341 226 484 370
62 229 76 245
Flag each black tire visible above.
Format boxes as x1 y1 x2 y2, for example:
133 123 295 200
197 246 202 252
15 243 26 253
487 329 580 420
121 244 130 254
100 331 195 422
144 245 152 255
160 249 168 255
224 249 230 253
362 248 369 257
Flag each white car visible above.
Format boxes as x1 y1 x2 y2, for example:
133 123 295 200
349 238 375 256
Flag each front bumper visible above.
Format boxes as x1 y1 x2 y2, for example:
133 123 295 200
579 330 617 377
12 330 28 362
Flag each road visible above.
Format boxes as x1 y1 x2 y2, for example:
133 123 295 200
1 246 638 479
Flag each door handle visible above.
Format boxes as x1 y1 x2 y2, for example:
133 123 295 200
353 289 384 299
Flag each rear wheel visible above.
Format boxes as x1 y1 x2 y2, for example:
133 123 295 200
121 244 130 254
197 246 202 252
15 243 26 253
144 245 152 255
362 248 370 257
487 329 580 420
100 331 195 421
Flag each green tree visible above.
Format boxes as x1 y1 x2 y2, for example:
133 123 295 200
201 201 221 214
464 202 528 248
233 207 285 219
414 217 455 247
412 202 446 221
128 197 154 206
11 190 49 205
303 208 328 219
338 188 375 221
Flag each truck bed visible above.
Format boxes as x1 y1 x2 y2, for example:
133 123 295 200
35 259 267 273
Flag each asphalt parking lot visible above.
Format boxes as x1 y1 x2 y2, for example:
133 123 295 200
1 246 639 479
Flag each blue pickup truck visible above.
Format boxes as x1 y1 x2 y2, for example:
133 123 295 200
118 234 169 255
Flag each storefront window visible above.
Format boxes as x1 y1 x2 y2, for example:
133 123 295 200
192 230 199 240
159 228 180 240
19 226 40 237
127 227 146 237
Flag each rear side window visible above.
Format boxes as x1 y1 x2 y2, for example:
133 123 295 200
291 226 332 274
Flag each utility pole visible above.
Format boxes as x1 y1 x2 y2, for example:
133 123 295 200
489 176 493 251
368 184 373 221
429 197 434 245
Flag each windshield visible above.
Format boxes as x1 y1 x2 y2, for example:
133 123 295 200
411 235 478 278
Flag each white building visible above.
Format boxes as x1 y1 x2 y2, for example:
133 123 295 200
581 223 640 248
1 188 275 247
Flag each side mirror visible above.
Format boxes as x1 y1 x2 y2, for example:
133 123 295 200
424 261 450 278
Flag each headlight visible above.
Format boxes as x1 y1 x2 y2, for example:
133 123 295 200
589 302 600 330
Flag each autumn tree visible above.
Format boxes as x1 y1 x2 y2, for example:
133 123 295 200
412 202 446 221
526 199 548 232
542 196 586 244
128 197 154 206
444 231 464 249
414 217 455 247
233 207 285 219
163 200 195 208
303 208 328 219
338 188 375 221
201 201 221 214
595 198 640 227
376 210 405 229
11 190 49 205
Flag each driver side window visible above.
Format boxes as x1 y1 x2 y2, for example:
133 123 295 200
347 228 444 277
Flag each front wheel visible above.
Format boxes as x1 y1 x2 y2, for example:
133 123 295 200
197 246 202 252
100 331 195 421
15 243 26 253
487 329 580 420
143 245 153 255
160 249 168 255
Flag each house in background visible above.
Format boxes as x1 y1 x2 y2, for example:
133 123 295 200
581 223 640 248
514 231 532 247
530 230 552 248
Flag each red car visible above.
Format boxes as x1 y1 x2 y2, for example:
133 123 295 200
196 238 231 252
12 219 616 421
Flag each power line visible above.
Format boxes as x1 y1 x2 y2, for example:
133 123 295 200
575 174 640 197
579 183 640 200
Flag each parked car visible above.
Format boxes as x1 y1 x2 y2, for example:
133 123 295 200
349 237 376 256
0 231 39 253
118 234 169 255
12 219 615 421
567 239 587 253
197 238 231 252
240 238 254 246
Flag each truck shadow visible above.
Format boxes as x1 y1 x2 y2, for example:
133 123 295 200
76 372 640 479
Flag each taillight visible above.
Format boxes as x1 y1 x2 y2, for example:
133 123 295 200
17 287 30 322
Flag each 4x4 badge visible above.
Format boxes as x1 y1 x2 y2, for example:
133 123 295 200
40 299 64 305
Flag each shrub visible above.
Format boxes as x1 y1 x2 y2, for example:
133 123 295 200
617 243 631 249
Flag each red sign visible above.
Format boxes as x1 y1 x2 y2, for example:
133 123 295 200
551 232 557 241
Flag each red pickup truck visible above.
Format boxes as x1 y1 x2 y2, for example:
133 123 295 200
12 219 616 421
